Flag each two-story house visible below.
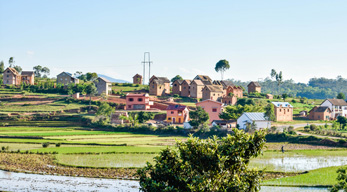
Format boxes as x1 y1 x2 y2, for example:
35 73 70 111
3 68 35 86
166 105 189 124
320 99 347 119
94 77 112 96
57 72 79 85
21 71 35 85
272 102 293 122
196 99 224 123
149 75 170 96
189 80 205 99
133 74 143 85
180 80 191 97
202 85 225 101
126 93 152 110
172 79 183 95
247 81 261 94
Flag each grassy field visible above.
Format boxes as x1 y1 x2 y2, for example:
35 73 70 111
263 166 340 186
0 100 89 112
112 84 148 92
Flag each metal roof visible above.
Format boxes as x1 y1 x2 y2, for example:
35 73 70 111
243 112 267 121
272 102 293 108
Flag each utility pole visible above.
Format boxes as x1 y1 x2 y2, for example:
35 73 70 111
141 52 153 85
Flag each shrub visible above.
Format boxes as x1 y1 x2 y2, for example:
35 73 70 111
338 139 347 145
42 142 50 148
56 143 61 147
304 125 310 132
310 124 318 131
288 126 294 132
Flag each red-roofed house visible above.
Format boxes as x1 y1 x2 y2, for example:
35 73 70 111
166 105 189 124
126 93 153 110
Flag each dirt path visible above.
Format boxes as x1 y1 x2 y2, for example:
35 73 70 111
287 123 343 140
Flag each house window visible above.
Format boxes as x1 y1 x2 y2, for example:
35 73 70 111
128 105 131 109
6 75 9 77
168 117 171 120
174 84 177 86
159 86 162 89
287 109 289 112
183 87 186 89
138 98 143 102
171 111 174 114
212 108 217 112
152 85 154 88
129 98 134 102
213 94 215 96
279 109 281 112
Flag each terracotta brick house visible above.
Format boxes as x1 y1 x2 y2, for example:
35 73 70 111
196 99 224 123
3 68 35 85
172 79 183 95
202 85 225 101
126 93 152 110
320 99 347 119
189 80 205 99
266 94 274 99
272 102 293 121
133 74 143 85
248 81 261 94
149 76 170 96
221 95 237 106
213 80 243 98
166 105 189 124
180 80 191 97
308 106 332 120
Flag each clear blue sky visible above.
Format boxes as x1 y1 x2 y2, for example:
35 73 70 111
1 0 346 83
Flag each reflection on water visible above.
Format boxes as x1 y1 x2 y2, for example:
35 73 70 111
0 170 140 192
251 156 347 172
260 186 328 192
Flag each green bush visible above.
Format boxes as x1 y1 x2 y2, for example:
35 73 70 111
42 142 50 148
310 124 318 131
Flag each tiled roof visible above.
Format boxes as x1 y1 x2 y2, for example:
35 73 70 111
326 99 347 106
195 75 212 82
126 93 149 97
172 80 183 85
243 112 267 121
313 106 331 113
133 74 142 78
152 77 170 84
6 68 19 75
204 85 224 92
196 99 223 105
272 102 293 108
248 81 261 87
21 71 34 76
191 80 204 86
182 80 191 85
166 105 187 110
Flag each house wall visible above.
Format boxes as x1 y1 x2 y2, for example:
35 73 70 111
126 95 150 110
248 84 261 94
172 81 181 95
308 111 331 120
190 83 203 98
202 89 223 101
196 100 223 123
226 87 243 98
274 106 293 121
166 109 189 124
221 96 237 105
3 69 20 85
180 82 190 97
133 75 142 85
57 73 78 85
95 80 112 96
21 75 34 85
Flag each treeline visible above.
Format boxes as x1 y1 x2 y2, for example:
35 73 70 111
229 77 347 99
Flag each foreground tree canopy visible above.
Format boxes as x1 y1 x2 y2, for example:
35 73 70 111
138 129 266 192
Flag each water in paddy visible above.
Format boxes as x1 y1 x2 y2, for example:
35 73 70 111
260 186 328 192
0 170 140 192
251 155 347 172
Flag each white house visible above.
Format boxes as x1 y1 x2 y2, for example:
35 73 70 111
237 112 271 130
320 99 347 119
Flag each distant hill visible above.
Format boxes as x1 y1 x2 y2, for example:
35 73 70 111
97 74 130 83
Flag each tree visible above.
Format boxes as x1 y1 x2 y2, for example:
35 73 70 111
14 65 22 73
0 61 4 74
41 67 50 77
276 71 283 86
189 106 209 129
138 129 266 192
337 92 346 100
171 75 183 83
219 104 263 121
95 102 115 125
85 83 98 110
215 59 230 80
270 69 276 79
33 65 43 77
136 111 155 123
282 93 288 102
337 116 347 130
264 104 275 121
120 113 139 126
86 72 98 81
8 57 14 67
